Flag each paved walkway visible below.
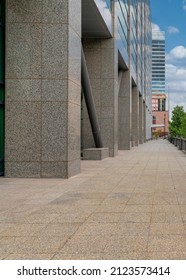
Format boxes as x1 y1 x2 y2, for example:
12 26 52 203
1 140 186 260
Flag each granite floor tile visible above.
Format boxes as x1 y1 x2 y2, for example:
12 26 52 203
152 205 180 212
23 213 59 224
100 252 150 260
147 251 186 260
64 192 108 199
0 212 29 223
127 194 154 205
149 223 185 235
50 213 91 223
58 235 109 254
0 252 11 260
177 196 186 204
181 214 186 223
0 236 28 254
52 253 105 260
87 212 121 223
38 223 80 236
119 212 151 223
75 223 119 236
15 236 69 254
95 203 125 213
1 139 186 259
52 252 150 260
115 223 150 237
153 194 178 205
0 223 46 237
148 235 186 252
100 199 127 206
104 236 148 253
123 205 152 213
5 254 54 260
0 223 15 234
151 212 182 223
180 204 186 214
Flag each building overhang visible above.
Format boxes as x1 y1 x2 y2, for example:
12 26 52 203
82 0 113 38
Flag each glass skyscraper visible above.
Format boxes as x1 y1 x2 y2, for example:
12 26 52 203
152 31 165 94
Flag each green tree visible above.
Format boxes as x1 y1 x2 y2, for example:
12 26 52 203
180 113 186 138
169 106 185 137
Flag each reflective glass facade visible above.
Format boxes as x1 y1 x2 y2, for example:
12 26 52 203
136 0 151 101
130 0 137 80
116 0 129 65
152 31 165 94
106 0 112 10
137 1 143 92
116 0 152 108
143 0 152 109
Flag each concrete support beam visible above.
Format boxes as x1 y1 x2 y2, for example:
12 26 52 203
146 109 152 140
132 86 139 146
118 70 132 150
143 102 146 142
5 0 81 178
139 95 144 144
82 5 118 157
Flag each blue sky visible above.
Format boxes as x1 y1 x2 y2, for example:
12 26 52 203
151 0 186 115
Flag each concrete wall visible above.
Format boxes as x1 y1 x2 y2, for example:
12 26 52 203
118 70 132 150
139 95 144 144
143 102 146 142
82 3 118 157
146 109 152 140
82 37 118 157
5 0 81 178
132 86 139 146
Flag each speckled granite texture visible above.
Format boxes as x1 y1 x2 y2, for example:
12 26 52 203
5 0 81 178
1 140 186 259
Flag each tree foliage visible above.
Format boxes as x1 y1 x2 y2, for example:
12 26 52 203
180 114 186 138
169 106 186 137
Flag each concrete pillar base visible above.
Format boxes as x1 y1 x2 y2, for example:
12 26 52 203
83 148 109 160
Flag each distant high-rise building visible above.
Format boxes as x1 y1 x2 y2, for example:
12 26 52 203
152 31 165 94
151 32 169 137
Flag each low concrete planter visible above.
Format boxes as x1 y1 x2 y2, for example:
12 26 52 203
83 147 109 160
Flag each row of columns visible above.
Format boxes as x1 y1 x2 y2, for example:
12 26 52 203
81 48 146 154
5 0 147 178
118 70 146 150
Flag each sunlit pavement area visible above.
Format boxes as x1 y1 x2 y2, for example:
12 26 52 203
1 139 186 260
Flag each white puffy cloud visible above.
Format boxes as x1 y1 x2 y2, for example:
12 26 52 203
167 26 179 34
166 46 186 61
152 23 161 32
166 46 186 116
183 0 186 10
166 63 186 115
166 64 186 80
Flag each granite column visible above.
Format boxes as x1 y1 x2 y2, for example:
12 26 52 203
5 0 81 178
